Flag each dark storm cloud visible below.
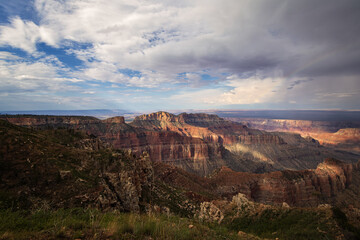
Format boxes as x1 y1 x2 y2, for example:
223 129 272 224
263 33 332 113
272 0 360 77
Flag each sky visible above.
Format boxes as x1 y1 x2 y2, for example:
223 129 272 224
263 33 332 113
0 0 359 112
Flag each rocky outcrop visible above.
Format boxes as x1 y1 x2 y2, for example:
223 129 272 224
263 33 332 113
97 152 153 212
102 116 125 124
334 128 360 137
198 202 224 223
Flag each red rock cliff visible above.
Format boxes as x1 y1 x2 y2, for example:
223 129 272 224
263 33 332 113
131 112 284 145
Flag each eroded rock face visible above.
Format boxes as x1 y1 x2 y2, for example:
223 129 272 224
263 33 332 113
231 193 256 211
198 202 224 223
97 153 153 212
212 158 360 207
131 112 285 145
155 158 360 207
106 131 222 176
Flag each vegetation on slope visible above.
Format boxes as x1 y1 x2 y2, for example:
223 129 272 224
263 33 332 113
0 208 246 240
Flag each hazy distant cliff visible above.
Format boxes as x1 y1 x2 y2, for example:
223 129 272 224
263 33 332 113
229 117 360 154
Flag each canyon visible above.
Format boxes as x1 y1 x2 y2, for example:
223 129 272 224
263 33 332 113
155 158 360 207
1 113 360 239
2 112 359 176
1 118 359 209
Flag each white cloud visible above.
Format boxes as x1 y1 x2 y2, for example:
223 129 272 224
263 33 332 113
0 17 58 54
170 75 284 106
0 51 21 60
0 52 80 93
218 76 284 105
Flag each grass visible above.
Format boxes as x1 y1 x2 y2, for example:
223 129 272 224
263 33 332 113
0 208 241 240
226 208 340 240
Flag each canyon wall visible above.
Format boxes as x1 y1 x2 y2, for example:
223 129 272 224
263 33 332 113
155 158 360 207
1 112 359 176
2 117 360 208
0 114 222 176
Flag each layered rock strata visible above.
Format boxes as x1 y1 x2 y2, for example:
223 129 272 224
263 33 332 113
1 112 359 176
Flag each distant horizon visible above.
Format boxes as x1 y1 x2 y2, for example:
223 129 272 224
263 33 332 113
2 108 360 113
2 108 360 122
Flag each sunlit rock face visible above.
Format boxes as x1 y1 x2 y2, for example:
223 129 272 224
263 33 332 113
102 116 125 124
132 112 285 145
231 118 360 154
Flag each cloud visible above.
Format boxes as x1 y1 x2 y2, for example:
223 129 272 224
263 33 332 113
0 0 360 110
0 17 58 53
170 75 284 106
2 0 360 80
0 51 80 93
287 78 313 90
219 76 284 105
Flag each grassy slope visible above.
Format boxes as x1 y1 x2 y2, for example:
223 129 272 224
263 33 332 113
0 208 249 240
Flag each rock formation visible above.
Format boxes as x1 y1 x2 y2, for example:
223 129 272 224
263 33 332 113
198 202 224 223
1 112 359 176
154 158 360 207
212 158 360 206
1 118 360 214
